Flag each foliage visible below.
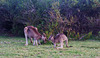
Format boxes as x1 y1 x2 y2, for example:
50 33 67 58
75 32 80 40
90 31 100 40
0 0 100 40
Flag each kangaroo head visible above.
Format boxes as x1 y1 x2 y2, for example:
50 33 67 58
48 34 54 41
41 33 47 43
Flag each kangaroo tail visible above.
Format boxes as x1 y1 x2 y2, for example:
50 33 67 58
24 27 28 45
65 37 69 47
24 27 28 36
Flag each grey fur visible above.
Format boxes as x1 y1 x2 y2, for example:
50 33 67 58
24 26 47 46
48 33 69 48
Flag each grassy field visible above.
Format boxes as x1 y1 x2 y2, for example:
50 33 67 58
0 36 100 58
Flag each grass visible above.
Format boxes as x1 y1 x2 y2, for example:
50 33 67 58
0 36 100 58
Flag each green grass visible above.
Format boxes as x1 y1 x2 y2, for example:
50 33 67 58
0 36 100 58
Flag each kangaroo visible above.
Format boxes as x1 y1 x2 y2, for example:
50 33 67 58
24 26 47 46
48 33 69 49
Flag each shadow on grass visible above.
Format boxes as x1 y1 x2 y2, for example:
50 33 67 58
81 46 100 49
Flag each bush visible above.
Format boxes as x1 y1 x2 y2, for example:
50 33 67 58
0 0 100 39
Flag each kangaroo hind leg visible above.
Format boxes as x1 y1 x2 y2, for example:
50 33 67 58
57 41 63 49
65 37 69 48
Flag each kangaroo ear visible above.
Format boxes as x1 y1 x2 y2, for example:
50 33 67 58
43 33 46 37
50 34 53 36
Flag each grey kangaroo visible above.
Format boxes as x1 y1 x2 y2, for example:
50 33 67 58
48 33 69 48
24 26 47 46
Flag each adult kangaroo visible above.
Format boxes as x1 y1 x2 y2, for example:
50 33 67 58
24 26 47 46
48 33 69 49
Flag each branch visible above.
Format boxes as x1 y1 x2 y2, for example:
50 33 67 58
79 34 87 40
